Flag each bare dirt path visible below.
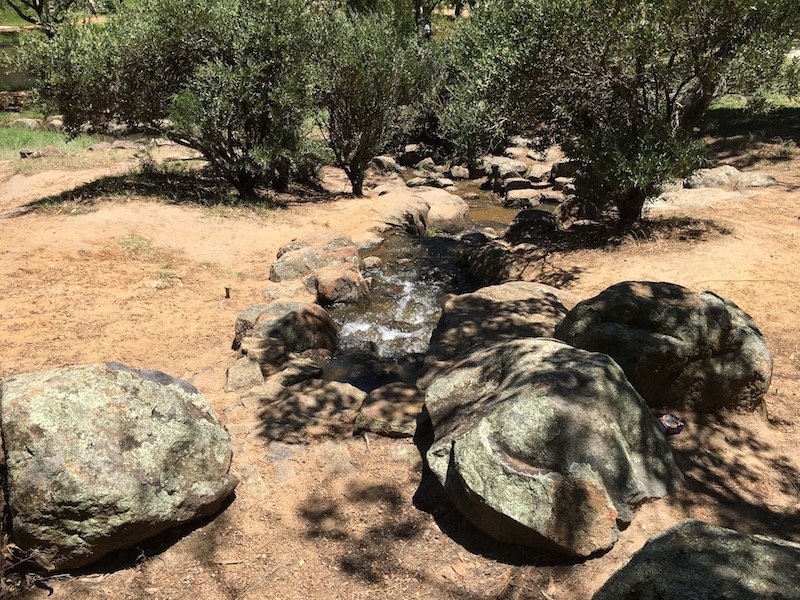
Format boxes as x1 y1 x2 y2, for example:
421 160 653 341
1 151 798 599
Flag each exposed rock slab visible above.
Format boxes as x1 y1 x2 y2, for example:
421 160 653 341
593 520 800 600
556 281 773 411
419 282 575 388
0 363 237 569
425 339 683 557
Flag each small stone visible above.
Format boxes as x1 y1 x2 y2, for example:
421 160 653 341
416 157 436 170
431 178 455 189
372 155 397 172
362 256 382 270
450 165 470 180
552 176 572 191
503 177 533 192
225 356 264 393
407 176 432 188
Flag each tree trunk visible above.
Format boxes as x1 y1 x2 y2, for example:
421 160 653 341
350 170 365 197
617 188 647 230
233 176 258 200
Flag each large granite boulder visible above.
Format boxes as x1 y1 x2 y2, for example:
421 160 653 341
418 282 577 388
555 281 773 412
425 338 683 558
593 520 800 600
0 363 237 569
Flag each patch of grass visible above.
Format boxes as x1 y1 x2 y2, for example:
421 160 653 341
0 126 104 160
117 233 156 257
0 7 30 28
0 109 42 124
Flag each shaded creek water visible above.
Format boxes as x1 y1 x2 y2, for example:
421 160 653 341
322 181 520 390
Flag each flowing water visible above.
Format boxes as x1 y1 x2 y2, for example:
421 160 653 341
322 182 520 390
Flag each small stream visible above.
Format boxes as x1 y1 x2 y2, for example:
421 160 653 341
322 181 520 391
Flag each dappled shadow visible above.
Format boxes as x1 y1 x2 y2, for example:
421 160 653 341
670 411 800 539
8 168 340 217
413 410 573 567
298 482 426 584
252 379 363 443
701 106 800 169
513 215 732 252
9 492 237 593
414 341 682 564
466 215 729 289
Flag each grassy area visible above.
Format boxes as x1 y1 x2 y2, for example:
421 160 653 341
0 5 31 28
0 126 103 160
704 93 800 139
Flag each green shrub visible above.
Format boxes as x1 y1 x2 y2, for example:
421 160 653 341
23 0 317 198
314 10 427 195
437 0 800 227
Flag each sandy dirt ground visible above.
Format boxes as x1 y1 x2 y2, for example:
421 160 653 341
0 143 798 599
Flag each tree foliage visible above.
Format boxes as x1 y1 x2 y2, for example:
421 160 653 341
314 10 426 195
437 0 800 226
24 0 318 197
4 0 117 37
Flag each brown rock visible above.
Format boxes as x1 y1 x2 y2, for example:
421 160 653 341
314 264 371 306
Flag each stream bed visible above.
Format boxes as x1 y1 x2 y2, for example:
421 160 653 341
322 183 519 391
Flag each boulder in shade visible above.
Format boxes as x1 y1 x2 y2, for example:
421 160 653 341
593 520 800 600
419 282 576 388
556 281 773 411
425 338 683 557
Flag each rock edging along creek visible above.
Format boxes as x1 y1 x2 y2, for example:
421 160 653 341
322 185 525 392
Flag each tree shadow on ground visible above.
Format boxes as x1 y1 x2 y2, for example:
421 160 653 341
8 168 340 218
669 411 800 539
296 478 552 599
701 106 800 170
468 215 729 289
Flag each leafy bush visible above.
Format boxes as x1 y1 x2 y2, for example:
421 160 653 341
23 0 317 198
437 0 800 226
314 10 427 195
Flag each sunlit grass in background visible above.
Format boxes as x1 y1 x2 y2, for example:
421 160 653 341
0 126 103 160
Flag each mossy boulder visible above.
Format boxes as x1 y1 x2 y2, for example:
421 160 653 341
425 338 683 558
0 363 237 569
